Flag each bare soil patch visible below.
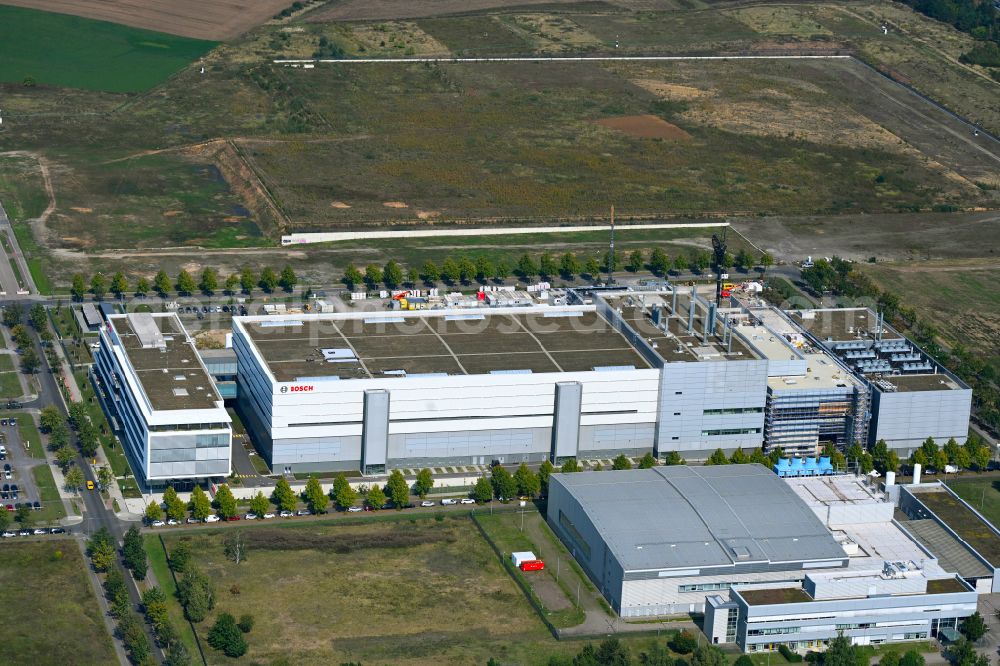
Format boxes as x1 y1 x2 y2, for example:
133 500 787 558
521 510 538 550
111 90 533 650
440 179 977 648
632 80 710 100
2 0 292 40
307 0 589 21
597 114 691 140
383 201 409 208
330 201 352 209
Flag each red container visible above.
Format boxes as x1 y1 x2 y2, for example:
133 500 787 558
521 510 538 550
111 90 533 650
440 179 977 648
520 560 545 571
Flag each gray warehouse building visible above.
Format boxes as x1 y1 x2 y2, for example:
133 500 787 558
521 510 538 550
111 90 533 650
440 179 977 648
547 465 849 617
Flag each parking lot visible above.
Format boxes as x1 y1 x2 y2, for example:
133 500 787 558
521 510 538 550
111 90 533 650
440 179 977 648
0 416 61 528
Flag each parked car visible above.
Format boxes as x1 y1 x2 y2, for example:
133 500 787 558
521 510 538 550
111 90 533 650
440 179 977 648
166 519 179 525
347 506 363 513
262 512 275 519
420 500 435 507
204 515 220 523
50 527 65 534
4 470 10 480
186 517 199 524
18 529 31 536
32 528 47 535
225 515 241 522
3 463 10 472
1 530 16 538
32 501 40 510
460 498 476 504
296 509 311 516
150 520 165 527
244 513 258 520
440 498 457 505
279 510 293 518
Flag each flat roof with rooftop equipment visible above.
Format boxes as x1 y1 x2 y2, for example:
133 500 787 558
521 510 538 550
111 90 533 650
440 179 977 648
235 307 652 383
108 313 222 411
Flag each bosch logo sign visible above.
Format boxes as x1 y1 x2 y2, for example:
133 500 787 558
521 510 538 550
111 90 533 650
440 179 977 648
280 386 288 393
285 385 314 393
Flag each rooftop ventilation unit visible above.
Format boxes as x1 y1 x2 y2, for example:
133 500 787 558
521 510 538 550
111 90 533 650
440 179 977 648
128 313 165 349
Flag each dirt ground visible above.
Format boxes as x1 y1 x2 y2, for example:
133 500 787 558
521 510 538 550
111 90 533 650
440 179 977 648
307 0 593 22
597 115 691 140
1 0 293 40
733 211 1000 263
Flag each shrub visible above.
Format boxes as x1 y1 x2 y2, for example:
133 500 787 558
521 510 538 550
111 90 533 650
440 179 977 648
238 613 254 634
207 613 248 658
778 644 802 662
669 630 697 655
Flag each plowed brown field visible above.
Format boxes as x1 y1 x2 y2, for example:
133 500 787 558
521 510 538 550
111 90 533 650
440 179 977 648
0 0 291 39
597 114 691 139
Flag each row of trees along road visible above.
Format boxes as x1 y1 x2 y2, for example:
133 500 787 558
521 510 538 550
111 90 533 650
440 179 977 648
71 266 298 300
343 248 774 291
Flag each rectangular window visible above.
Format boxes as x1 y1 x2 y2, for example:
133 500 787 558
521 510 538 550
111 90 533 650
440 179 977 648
703 407 764 415
701 428 762 437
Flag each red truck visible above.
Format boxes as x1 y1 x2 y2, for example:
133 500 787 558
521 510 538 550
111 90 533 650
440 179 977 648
520 560 545 572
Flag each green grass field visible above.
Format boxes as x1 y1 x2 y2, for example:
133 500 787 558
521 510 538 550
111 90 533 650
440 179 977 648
0 371 23 400
0 541 115 663
145 534 201 660
0 5 215 93
32 463 67 524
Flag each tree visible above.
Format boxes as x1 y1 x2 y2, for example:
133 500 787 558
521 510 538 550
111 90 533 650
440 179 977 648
946 639 976 666
279 265 297 292
71 274 87 301
561 458 581 473
97 465 114 491
555 252 579 280
165 639 192 666
123 525 147 580
960 611 987 642
134 276 150 297
604 250 622 273
493 259 512 282
823 633 856 666
238 267 256 294
224 530 248 564
473 476 493 504
879 652 900 666
90 272 107 300
223 273 239 296
475 255 494 283
147 271 169 297
64 465 86 493
873 440 900 474
272 477 297 512
249 490 270 517
365 484 386 510
199 267 218 294
332 474 358 510
440 257 460 284
164 486 187 522
662 451 684 466
734 656 754 666
28 303 47 331
759 252 774 277
20 347 39 374
145 502 164 523
612 454 632 470
669 630 698 655
595 638 630 666
339 264 360 290
517 254 538 280
539 252 558 279
190 485 213 521
259 266 278 292
458 257 476 284
56 445 77 471
177 566 215 622
414 468 434 499
689 645 725 666
174 270 195 296
208 612 248 658
538 459 554 496
420 260 440 284
649 248 670 275
584 256 602 279
490 465 517 502
0 506 9 532
214 484 238 519
639 451 656 469
303 476 329 513
14 503 32 527
40 404 62 432
383 260 403 289
386 469 409 509
238 613 255 634
729 447 749 464
705 448 729 465
898 651 925 666
514 463 540 498
169 541 191 574
626 249 644 272
363 264 382 289
406 267 420 287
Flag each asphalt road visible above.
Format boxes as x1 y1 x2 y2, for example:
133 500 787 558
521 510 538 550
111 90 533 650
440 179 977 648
18 317 163 663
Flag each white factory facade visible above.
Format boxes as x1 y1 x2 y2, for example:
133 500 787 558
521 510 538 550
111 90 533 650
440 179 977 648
94 286 972 482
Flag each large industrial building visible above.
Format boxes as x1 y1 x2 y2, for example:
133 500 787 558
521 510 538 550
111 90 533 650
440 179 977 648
548 464 979 651
93 313 231 485
94 284 973 480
